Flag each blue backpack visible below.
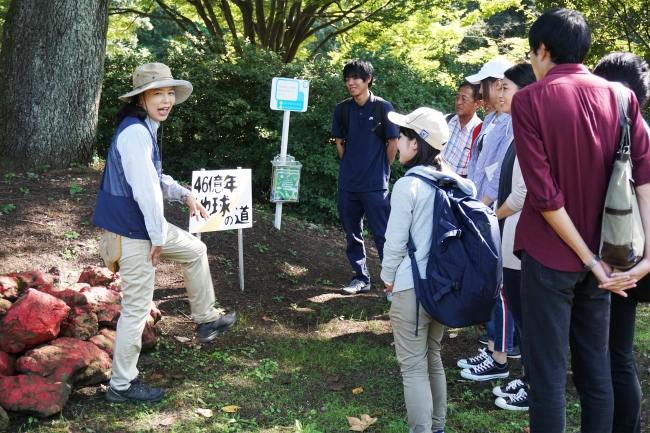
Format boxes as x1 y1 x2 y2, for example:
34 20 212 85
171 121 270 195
406 174 502 334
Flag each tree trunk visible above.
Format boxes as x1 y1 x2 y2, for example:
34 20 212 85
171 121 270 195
0 0 109 173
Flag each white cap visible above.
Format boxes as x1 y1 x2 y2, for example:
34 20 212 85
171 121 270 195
387 107 449 150
465 58 514 84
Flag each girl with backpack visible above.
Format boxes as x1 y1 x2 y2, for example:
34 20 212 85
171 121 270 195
381 107 476 433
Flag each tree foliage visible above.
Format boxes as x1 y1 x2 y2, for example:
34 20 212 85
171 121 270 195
110 0 404 62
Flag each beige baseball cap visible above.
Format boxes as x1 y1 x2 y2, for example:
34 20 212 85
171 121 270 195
387 107 449 150
119 62 193 104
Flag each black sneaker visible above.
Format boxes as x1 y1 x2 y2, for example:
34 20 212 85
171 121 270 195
460 357 509 381
457 347 491 369
105 379 164 403
478 333 488 345
495 388 529 411
507 346 521 359
493 378 527 397
341 279 370 295
197 311 237 343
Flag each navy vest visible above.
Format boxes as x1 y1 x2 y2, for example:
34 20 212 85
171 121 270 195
92 116 162 240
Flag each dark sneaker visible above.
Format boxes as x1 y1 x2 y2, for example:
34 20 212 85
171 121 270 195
341 279 369 295
478 333 488 345
105 379 164 403
495 388 529 411
493 378 527 398
197 311 237 343
457 347 491 369
507 346 521 359
461 357 509 381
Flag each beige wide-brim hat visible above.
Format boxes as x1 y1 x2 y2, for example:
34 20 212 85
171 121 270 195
118 62 193 104
387 107 449 150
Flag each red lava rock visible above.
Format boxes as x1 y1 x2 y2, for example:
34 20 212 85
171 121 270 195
89 328 116 358
15 337 112 386
0 276 20 301
78 266 121 291
150 303 162 325
0 289 70 354
0 351 15 376
9 270 58 290
86 286 122 328
0 374 71 417
66 283 91 292
36 286 100 341
0 299 12 317
142 322 158 351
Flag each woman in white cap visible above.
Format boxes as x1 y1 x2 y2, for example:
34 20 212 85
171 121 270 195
381 107 476 433
457 57 517 383
93 62 237 403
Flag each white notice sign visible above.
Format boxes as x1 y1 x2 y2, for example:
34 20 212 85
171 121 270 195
189 169 253 233
270 77 310 112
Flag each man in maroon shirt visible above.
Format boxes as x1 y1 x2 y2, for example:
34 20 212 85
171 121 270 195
511 8 650 433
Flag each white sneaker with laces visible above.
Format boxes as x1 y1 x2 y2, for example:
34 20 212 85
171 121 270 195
341 279 369 295
493 378 526 398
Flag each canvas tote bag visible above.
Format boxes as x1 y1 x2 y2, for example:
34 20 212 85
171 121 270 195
599 83 645 271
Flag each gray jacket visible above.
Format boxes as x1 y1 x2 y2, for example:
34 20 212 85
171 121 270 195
381 165 476 293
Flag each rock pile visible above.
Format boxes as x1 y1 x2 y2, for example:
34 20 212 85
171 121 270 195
0 266 161 420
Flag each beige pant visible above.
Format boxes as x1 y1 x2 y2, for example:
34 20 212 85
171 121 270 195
107 223 220 391
390 289 446 433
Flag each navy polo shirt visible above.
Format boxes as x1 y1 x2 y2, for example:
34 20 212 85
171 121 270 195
331 92 398 192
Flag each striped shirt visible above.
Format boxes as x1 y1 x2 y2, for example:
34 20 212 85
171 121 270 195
442 114 482 176
467 111 513 202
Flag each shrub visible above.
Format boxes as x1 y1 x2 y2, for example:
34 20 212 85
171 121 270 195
97 47 456 223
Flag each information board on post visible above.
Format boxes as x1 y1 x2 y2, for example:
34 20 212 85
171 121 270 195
189 169 252 234
270 78 310 112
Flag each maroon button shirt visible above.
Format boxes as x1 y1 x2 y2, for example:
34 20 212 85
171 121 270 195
511 64 650 272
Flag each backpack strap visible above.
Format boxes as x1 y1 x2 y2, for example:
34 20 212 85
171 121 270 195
340 98 352 147
445 113 455 124
339 95 388 147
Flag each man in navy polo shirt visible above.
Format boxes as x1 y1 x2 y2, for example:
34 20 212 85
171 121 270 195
331 59 399 296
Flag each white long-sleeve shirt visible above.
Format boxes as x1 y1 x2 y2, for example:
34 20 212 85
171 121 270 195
117 117 190 246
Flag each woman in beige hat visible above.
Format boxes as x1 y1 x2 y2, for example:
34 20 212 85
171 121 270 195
381 107 477 433
92 63 237 403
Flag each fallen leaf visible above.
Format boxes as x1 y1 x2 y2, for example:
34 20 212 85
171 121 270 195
196 408 213 418
221 405 242 413
369 411 383 417
149 371 164 380
262 316 273 322
159 416 177 426
448 332 458 339
174 336 191 343
176 399 184 406
202 366 213 372
347 414 377 432
352 387 364 395
327 375 340 382
329 384 345 391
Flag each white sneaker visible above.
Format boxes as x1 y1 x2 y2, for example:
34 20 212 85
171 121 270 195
341 279 369 295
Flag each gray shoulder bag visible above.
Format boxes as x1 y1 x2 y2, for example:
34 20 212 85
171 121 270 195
599 83 645 270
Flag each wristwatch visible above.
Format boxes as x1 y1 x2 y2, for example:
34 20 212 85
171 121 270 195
583 255 601 272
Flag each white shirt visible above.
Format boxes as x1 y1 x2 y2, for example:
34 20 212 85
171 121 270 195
116 117 190 246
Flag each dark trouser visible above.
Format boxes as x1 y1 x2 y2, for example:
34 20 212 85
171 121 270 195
610 288 641 433
337 189 390 284
503 268 524 377
520 251 613 433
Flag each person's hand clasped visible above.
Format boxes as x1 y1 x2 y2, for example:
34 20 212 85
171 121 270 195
599 257 650 297
147 245 163 267
186 193 209 221
384 282 394 294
